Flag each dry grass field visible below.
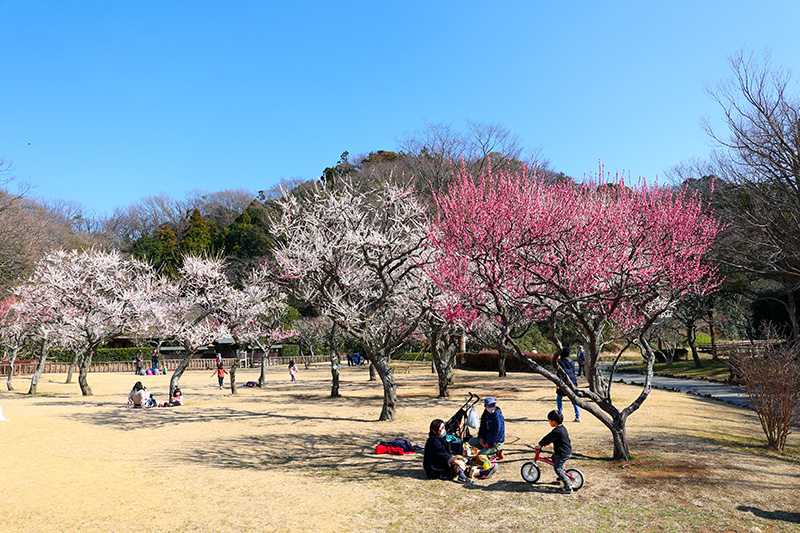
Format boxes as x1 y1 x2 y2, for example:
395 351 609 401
0 363 798 532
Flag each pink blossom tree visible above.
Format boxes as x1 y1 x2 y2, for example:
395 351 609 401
431 166 721 459
273 180 430 420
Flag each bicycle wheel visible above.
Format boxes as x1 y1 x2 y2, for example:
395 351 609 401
520 461 541 483
566 468 584 491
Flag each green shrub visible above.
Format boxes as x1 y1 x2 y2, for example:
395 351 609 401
694 332 712 345
394 351 432 361
514 325 557 355
280 344 300 358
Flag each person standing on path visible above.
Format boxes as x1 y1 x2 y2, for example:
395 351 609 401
556 346 581 422
288 359 298 383
151 348 159 372
576 346 586 377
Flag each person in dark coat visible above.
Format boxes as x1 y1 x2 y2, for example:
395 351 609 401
556 346 581 422
576 345 586 376
423 419 467 482
151 348 159 372
535 410 574 493
469 397 505 458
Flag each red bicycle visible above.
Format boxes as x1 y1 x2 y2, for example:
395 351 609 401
520 448 585 491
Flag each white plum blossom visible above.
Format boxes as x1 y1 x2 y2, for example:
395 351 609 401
273 179 430 420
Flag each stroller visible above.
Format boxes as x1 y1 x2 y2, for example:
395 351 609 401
444 393 497 480
444 392 481 442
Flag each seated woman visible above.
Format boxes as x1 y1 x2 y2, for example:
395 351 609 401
127 382 147 408
423 419 467 483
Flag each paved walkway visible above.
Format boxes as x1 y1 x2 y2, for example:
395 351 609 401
611 372 751 409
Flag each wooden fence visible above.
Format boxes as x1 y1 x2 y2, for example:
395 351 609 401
0 354 330 377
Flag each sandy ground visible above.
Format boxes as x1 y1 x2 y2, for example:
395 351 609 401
0 363 798 533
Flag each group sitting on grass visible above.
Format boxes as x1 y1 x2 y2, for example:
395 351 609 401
127 381 183 408
423 395 576 493
423 397 505 483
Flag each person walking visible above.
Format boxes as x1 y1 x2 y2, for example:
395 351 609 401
576 346 586 377
212 364 227 389
288 359 298 383
556 346 581 422
151 348 159 373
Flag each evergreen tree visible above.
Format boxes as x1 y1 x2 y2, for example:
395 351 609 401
180 208 213 256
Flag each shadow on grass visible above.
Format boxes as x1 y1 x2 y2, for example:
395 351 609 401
175 432 427 482
737 506 800 524
65 407 375 431
474 480 564 494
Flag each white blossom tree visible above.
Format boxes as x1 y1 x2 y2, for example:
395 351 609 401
294 316 345 397
273 179 430 420
217 266 291 393
135 256 231 397
7 276 74 395
24 250 149 396
0 297 28 391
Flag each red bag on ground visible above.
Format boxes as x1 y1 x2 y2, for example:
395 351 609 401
374 444 414 455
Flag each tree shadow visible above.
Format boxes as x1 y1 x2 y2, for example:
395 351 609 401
737 506 800 524
65 406 374 431
474 480 563 493
175 432 427 482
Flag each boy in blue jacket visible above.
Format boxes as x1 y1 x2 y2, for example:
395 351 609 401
469 396 505 459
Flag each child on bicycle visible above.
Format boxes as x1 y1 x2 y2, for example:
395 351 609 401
534 410 574 494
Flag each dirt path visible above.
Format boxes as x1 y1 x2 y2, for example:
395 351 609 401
612 372 750 409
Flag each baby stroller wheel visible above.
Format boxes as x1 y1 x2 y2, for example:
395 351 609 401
566 468 584 491
520 461 541 483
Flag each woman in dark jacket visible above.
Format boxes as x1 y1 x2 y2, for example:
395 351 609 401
555 346 581 422
423 419 467 482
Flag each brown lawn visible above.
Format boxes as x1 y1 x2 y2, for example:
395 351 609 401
0 363 798 532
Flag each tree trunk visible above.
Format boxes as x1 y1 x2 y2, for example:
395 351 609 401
6 347 17 391
328 326 341 398
786 288 799 340
497 346 508 378
78 347 95 396
707 308 718 360
436 363 452 398
368 361 377 381
28 340 49 396
688 325 702 369
258 349 268 388
169 352 193 398
431 326 457 398
329 352 341 398
611 420 631 460
229 359 238 394
371 355 397 421
65 351 80 384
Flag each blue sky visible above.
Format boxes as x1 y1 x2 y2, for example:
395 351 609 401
1 1 799 215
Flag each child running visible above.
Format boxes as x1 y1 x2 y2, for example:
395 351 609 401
212 365 228 389
535 410 574 494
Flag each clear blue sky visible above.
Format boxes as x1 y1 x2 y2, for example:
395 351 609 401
2 1 799 215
